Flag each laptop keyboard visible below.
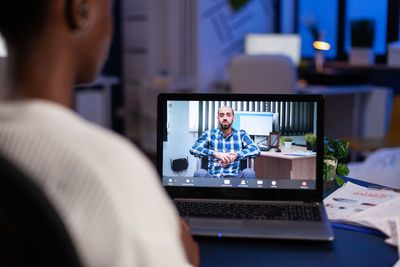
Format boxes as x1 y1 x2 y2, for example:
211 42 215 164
175 201 321 221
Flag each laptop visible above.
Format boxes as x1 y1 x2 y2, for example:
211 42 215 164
157 93 334 241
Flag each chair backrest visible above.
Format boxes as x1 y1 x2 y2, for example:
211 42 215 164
0 155 82 267
387 95 400 141
229 54 297 94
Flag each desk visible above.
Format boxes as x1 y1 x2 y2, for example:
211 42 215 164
254 146 316 180
197 182 398 266
197 227 397 266
296 84 393 139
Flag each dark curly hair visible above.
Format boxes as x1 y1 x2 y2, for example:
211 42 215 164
0 0 51 44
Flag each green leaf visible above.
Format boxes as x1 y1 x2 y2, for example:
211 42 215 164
335 175 345 186
324 136 349 159
337 163 350 176
336 141 348 158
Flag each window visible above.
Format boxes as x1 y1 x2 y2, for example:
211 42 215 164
195 101 314 136
345 0 388 55
298 0 338 59
188 101 199 132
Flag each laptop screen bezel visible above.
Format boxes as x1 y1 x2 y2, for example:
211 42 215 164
157 93 325 202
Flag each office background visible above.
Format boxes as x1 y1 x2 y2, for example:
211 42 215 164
0 2 398 265
0 0 399 161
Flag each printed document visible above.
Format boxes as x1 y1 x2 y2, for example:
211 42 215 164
324 182 400 265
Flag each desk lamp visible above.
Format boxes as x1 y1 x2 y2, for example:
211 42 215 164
313 41 330 73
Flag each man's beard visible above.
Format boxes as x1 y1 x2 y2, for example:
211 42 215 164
220 121 232 130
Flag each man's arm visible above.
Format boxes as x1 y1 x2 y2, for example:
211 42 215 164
189 131 214 158
236 130 260 159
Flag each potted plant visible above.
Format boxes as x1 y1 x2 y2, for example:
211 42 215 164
304 133 316 151
349 19 375 66
323 136 350 187
283 137 293 149
229 0 251 11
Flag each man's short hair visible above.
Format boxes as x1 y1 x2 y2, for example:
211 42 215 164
0 0 50 43
218 106 235 116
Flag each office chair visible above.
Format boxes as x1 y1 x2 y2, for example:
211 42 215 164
195 156 255 172
0 155 82 267
230 54 296 94
342 95 400 158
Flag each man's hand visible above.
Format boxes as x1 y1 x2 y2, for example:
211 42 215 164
180 219 199 266
227 152 238 162
213 152 231 166
214 152 238 167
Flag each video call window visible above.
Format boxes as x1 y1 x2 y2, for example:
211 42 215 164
162 100 318 190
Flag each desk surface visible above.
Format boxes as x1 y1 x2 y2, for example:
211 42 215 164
197 183 398 266
259 145 316 160
197 227 397 266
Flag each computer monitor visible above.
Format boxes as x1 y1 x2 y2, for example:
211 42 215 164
245 34 301 66
232 111 273 136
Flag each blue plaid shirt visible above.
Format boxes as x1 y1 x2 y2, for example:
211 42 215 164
189 128 260 177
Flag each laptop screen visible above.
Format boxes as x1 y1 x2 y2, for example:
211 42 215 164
157 94 324 194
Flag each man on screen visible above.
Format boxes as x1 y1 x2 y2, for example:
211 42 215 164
189 106 260 178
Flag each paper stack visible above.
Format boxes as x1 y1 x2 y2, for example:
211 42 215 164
324 182 400 266
285 151 316 157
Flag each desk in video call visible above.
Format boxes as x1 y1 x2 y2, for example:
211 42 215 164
254 145 316 180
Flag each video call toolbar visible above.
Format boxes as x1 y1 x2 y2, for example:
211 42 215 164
163 177 315 190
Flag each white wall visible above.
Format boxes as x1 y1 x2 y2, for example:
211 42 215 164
163 101 198 177
197 0 274 92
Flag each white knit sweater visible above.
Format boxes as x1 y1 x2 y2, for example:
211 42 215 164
0 100 190 267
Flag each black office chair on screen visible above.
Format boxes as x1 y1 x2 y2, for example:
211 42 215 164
196 156 255 171
0 155 82 267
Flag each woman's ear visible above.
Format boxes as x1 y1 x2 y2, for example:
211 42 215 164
65 0 90 30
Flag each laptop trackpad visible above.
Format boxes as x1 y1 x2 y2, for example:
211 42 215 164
190 218 243 230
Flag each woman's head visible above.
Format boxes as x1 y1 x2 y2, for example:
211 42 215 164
0 0 51 44
0 0 113 84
